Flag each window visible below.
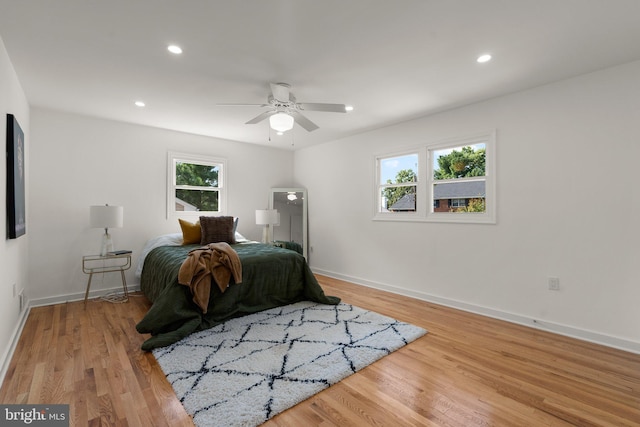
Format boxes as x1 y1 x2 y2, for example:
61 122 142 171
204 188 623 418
374 131 495 223
450 198 467 208
167 152 227 218
377 153 418 213
428 135 492 221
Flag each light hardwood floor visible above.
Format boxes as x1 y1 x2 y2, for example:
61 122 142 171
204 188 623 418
1 275 639 426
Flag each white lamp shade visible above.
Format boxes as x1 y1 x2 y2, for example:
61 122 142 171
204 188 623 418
255 209 278 225
90 205 124 228
269 113 294 132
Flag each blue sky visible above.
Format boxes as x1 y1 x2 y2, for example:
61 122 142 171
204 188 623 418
381 154 418 183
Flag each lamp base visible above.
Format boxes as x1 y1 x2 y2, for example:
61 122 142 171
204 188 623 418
262 225 270 244
100 232 114 256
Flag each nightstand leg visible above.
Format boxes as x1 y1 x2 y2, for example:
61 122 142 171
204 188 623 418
120 269 129 302
84 272 94 306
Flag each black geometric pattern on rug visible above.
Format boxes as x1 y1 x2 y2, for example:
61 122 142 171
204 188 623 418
153 301 427 427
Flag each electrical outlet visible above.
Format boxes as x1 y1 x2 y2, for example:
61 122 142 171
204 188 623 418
19 291 24 311
548 277 560 291
13 283 17 298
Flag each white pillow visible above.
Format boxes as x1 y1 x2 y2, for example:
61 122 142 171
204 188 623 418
135 233 182 279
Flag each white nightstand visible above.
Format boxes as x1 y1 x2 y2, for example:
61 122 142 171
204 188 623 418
82 252 132 305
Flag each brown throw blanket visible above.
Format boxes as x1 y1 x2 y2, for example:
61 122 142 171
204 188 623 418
177 242 242 313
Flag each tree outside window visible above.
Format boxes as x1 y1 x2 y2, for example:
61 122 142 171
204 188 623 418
168 152 226 217
175 162 220 212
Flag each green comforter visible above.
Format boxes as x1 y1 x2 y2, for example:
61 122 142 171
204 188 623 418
135 242 340 350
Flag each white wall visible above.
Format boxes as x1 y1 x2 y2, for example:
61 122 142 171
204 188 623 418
27 109 294 302
296 60 640 352
0 38 30 378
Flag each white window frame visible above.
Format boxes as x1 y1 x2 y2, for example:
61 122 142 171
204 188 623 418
373 130 496 224
375 150 421 218
167 151 227 219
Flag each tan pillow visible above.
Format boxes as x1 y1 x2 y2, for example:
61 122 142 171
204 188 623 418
200 216 236 245
179 219 201 245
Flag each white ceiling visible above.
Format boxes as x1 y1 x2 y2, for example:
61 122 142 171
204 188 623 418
2 1 640 150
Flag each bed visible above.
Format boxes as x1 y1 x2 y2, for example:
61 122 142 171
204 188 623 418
135 225 340 351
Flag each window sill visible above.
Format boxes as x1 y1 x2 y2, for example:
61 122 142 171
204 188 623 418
373 212 496 224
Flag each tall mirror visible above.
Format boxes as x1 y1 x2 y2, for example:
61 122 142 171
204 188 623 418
269 188 308 259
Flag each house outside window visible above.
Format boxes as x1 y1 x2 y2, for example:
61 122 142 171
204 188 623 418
167 152 227 218
374 131 495 223
433 180 486 212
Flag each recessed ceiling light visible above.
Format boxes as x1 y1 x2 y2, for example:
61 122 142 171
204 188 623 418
477 54 492 63
134 101 145 107
345 105 354 112
167 45 183 54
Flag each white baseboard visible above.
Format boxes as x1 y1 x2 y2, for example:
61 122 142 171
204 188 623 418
0 302 31 386
313 268 640 355
28 284 141 308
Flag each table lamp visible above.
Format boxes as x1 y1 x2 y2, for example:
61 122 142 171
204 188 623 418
90 204 123 256
255 209 278 243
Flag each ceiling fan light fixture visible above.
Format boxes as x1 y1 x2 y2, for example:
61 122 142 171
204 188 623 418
269 112 294 132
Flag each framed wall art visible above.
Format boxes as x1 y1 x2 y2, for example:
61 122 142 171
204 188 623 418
6 114 26 239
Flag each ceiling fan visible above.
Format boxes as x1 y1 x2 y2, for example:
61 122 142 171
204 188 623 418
218 82 351 133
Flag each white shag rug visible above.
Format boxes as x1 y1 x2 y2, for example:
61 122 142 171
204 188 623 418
153 301 427 427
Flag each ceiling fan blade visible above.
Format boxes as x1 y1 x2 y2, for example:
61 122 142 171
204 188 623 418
217 103 268 107
297 103 348 113
245 110 276 124
270 82 291 102
289 111 319 132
